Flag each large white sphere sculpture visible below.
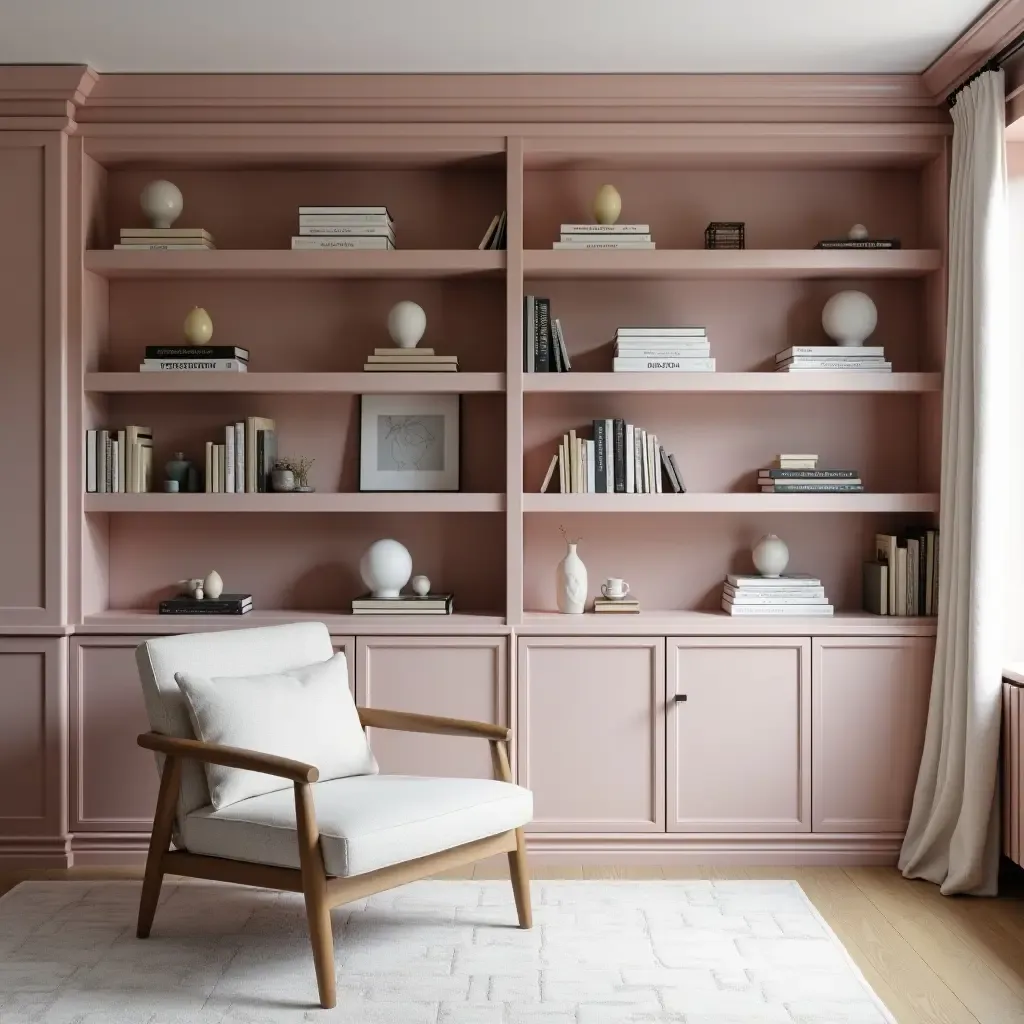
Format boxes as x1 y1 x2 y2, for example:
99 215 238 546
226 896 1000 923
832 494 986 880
360 539 413 598
140 179 183 229
387 301 427 349
821 290 878 347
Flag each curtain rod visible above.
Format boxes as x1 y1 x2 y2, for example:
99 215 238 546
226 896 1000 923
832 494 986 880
948 29 1024 108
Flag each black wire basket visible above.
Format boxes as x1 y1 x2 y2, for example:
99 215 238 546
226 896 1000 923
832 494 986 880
704 222 745 250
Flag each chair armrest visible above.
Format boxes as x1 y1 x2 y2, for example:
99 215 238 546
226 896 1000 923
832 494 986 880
137 732 319 783
356 707 511 742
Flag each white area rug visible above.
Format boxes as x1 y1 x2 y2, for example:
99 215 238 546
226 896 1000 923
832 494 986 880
0 879 895 1023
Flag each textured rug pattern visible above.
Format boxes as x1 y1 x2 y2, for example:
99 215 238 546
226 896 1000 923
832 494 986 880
0 879 894 1023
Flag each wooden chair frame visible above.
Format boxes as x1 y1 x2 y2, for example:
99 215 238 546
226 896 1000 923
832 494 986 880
136 707 532 1010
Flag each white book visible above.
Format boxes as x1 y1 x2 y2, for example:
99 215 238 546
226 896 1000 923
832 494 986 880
613 357 716 372
560 223 650 234
291 237 394 250
616 338 711 349
224 425 235 494
110 440 119 494
616 347 711 359
722 601 834 616
587 439 596 494
776 346 886 361
97 430 109 494
562 232 651 243
779 365 892 373
140 360 247 372
120 227 214 239
85 430 97 493
553 241 656 249
617 327 707 337
205 441 213 493
300 224 396 238
557 441 566 493
727 574 822 587
724 583 827 597
724 594 831 605
113 242 214 250
625 424 635 494
219 445 227 493
234 422 245 493
116 430 126 494
298 206 391 216
604 418 614 493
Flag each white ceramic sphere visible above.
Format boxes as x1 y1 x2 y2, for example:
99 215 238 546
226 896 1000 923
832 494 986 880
140 179 183 229
360 539 413 598
202 570 224 600
183 306 214 345
593 184 622 226
387 301 427 349
821 290 878 347
752 534 790 578
848 223 869 240
411 574 431 596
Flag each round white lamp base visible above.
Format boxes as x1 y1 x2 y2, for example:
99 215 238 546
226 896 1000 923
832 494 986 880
822 290 878 347
387 301 427 349
360 539 413 598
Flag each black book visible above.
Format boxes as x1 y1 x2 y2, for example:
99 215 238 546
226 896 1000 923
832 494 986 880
551 326 564 372
613 419 626 493
593 419 607 493
523 296 535 372
145 345 250 361
256 428 277 492
667 452 687 493
814 239 900 249
536 298 551 373
160 594 253 615
660 447 682 493
758 468 858 480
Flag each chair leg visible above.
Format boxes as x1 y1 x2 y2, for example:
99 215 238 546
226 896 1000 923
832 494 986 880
137 755 181 939
508 827 533 929
295 782 337 1009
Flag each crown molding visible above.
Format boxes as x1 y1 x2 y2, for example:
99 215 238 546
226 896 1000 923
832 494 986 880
0 64 97 127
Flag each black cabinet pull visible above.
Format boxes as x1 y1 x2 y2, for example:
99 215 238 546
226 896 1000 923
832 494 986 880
673 694 687 702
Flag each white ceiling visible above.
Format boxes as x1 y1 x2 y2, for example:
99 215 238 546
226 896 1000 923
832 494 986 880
0 0 994 75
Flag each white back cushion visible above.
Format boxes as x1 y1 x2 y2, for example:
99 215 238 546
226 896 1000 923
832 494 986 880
135 622 337 814
176 652 378 809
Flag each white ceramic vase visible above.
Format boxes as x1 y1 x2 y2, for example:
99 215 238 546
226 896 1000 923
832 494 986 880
387 301 427 349
202 570 224 600
411 574 431 596
140 179 183 229
183 306 213 345
360 539 413 598
821 290 877 347
556 541 588 614
593 184 622 226
752 534 790 578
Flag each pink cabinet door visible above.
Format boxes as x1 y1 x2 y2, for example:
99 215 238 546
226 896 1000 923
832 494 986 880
667 637 811 833
812 636 934 833
356 636 507 780
330 635 356 694
517 636 665 833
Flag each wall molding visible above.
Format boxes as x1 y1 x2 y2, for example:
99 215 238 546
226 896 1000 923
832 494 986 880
0 835 72 868
70 833 148 867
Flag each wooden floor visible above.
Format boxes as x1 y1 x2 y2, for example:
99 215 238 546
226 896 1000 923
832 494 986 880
3 861 1024 1024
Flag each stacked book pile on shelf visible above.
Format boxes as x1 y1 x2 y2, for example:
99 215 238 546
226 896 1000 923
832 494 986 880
159 593 253 616
523 296 572 372
540 419 685 494
614 327 714 373
85 426 152 493
364 347 457 373
758 454 863 494
291 207 395 250
204 417 277 493
115 228 214 251
554 223 654 250
352 593 454 615
722 574 834 617
865 529 939 617
140 345 249 373
814 235 900 249
478 211 507 250
775 346 891 373
594 596 640 614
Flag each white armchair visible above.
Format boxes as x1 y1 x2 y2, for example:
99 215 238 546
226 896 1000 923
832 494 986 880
134 622 533 1009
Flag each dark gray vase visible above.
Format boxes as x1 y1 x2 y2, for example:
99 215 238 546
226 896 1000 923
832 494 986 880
164 452 192 489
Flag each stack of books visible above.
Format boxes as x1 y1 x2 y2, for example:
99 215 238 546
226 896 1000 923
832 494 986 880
722 574 834 617
363 348 457 373
115 228 214 251
865 529 940 617
758 456 863 494
775 346 891 373
540 419 685 494
594 596 640 614
614 328 714 373
554 223 655 250
352 593 454 615
478 212 507 250
203 417 276 493
139 345 249 373
291 207 395 250
159 593 252 616
85 426 153 493
814 237 900 249
523 296 572 372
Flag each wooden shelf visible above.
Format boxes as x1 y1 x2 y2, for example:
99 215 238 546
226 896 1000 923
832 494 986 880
523 372 940 394
84 249 505 280
85 493 505 513
85 372 505 394
524 249 942 280
523 493 938 513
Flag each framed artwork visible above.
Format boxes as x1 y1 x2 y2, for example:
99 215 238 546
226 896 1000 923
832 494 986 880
359 394 460 492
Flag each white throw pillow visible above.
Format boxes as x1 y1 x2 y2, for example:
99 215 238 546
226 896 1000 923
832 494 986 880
174 652 377 809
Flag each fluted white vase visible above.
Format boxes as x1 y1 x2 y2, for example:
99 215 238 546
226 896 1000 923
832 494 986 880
556 541 588 614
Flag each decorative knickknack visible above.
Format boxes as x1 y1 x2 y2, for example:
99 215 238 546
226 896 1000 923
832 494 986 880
183 306 214 346
593 184 622 226
821 290 877 347
203 570 224 600
360 539 413 599
411 574 431 596
556 526 588 614
387 301 427 349
140 179 183 229
752 534 790 578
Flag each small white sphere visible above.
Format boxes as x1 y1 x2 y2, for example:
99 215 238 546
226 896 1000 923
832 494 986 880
411 574 431 596
593 184 622 226
822 290 878 347
387 301 427 349
360 539 413 598
183 306 213 345
752 534 790 578
140 179 183 229
848 223 869 240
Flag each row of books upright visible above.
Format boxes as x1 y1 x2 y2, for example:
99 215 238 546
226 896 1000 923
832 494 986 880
523 296 572 372
865 530 940 617
85 426 153 493
204 418 278 493
291 207 395 250
540 420 686 494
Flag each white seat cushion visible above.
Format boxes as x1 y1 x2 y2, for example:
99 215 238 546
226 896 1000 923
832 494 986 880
182 775 533 878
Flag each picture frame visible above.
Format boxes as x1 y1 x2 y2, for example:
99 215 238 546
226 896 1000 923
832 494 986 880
359 394 460 492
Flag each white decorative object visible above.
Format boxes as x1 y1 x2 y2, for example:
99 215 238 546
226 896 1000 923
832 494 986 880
140 179 183 229
360 539 413 598
593 184 622 226
387 301 427 349
183 306 213 345
752 534 790 578
821 290 878 347
848 223 869 240
202 570 224 600
556 533 588 614
411 574 431 596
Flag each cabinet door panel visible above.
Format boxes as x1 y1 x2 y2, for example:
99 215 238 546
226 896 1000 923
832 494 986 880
812 637 934 833
667 638 810 833
518 637 665 832
356 637 506 779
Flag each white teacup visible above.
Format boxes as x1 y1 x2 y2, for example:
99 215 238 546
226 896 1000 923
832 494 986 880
601 578 630 600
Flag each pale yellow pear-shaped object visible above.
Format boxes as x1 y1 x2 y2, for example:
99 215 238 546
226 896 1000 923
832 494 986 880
202 570 224 600
593 184 622 226
183 306 213 345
